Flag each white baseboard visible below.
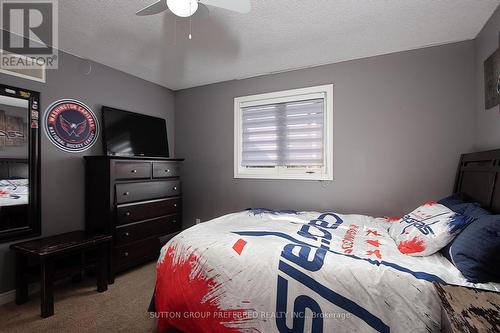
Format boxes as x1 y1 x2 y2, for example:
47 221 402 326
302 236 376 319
0 285 39 306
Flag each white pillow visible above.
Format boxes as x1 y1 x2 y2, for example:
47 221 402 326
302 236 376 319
389 202 474 256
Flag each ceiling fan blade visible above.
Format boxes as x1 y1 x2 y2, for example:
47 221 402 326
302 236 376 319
200 0 251 14
197 3 210 17
136 0 169 16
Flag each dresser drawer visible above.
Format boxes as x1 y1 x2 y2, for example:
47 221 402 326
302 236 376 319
115 180 181 204
153 162 180 179
115 215 180 246
115 237 161 270
116 198 181 226
114 161 151 180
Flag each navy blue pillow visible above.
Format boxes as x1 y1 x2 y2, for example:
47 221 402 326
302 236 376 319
443 214 500 283
438 194 464 208
463 204 490 218
438 194 482 215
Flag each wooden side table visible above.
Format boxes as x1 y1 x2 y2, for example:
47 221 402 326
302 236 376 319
10 231 112 318
434 282 500 333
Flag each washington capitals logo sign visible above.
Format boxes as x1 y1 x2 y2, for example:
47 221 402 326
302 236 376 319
44 99 99 153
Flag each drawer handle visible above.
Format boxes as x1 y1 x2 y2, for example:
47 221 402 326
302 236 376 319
165 169 171 173
173 186 178 191
173 203 177 208
131 169 137 174
123 192 130 196
124 252 129 257
172 220 177 223
124 232 130 237
124 212 131 217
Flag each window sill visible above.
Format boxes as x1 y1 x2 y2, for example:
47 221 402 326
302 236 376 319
234 173 333 181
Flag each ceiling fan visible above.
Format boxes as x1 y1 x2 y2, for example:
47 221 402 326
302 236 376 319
136 0 251 17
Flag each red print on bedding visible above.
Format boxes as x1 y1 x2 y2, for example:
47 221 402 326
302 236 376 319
366 249 382 259
366 240 381 248
232 239 247 255
155 246 255 333
341 224 359 254
366 229 382 237
385 216 401 223
398 236 426 254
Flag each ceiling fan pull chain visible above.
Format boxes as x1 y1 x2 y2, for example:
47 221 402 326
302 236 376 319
174 16 177 45
189 17 192 40
189 0 193 39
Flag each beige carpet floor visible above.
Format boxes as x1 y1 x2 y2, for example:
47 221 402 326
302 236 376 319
0 262 160 333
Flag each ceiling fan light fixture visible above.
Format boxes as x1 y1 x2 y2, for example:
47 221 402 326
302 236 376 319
167 0 198 17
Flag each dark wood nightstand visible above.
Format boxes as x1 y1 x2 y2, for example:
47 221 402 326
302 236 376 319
10 231 112 318
434 282 500 333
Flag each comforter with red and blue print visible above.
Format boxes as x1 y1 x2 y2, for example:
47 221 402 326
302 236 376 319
154 209 499 333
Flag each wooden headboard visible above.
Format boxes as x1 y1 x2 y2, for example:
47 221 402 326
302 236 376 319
0 158 28 179
454 149 500 214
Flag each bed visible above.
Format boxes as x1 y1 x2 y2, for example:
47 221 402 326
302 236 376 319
0 159 28 207
0 178 29 206
153 150 500 333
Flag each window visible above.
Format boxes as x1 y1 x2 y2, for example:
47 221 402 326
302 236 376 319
234 84 333 180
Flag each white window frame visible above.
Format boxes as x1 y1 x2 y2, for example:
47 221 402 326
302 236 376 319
234 84 333 181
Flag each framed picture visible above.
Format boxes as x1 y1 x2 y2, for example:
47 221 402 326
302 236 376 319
484 47 500 110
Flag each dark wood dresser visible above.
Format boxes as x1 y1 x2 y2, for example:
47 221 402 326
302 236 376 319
84 156 184 281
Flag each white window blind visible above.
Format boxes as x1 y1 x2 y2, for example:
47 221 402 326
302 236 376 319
241 98 325 168
234 84 333 180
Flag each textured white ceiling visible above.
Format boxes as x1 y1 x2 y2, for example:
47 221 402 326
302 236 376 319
59 0 499 90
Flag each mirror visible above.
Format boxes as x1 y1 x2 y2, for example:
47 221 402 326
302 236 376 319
0 84 40 242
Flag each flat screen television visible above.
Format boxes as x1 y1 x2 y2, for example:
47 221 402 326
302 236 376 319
102 106 169 157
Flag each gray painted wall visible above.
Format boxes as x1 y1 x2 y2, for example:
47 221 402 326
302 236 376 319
175 41 477 228
475 5 500 150
0 51 175 293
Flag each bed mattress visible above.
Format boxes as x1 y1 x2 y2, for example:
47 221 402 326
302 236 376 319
0 179 28 206
154 209 499 333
